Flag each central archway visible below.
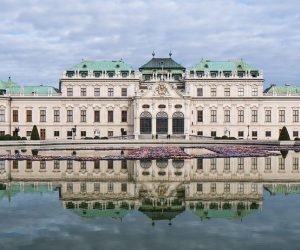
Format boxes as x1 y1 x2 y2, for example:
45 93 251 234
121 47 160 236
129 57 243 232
156 111 168 134
140 111 152 134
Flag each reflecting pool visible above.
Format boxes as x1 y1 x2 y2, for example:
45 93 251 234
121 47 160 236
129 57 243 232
1 149 300 249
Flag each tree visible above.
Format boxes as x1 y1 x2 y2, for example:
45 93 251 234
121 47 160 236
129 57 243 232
30 125 40 140
279 126 290 141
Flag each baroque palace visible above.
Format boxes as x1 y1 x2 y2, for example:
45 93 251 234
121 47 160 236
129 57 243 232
0 54 299 140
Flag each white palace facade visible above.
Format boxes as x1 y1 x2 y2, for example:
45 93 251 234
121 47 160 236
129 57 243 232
0 55 300 140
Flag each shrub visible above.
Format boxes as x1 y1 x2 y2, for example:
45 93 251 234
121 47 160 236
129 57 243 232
295 137 300 141
31 149 39 156
94 136 100 139
278 126 290 141
30 125 40 140
21 137 27 140
100 137 108 140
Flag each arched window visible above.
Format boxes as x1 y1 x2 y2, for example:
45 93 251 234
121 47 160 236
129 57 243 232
140 111 152 134
156 112 168 134
140 160 152 169
156 159 168 168
172 112 184 134
172 160 184 169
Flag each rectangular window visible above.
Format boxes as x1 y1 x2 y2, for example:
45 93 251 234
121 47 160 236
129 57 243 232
251 157 257 170
251 110 258 122
54 110 60 122
121 110 127 123
211 131 216 137
293 110 299 122
67 110 73 122
238 110 244 123
238 131 244 138
121 183 127 192
265 131 271 137
252 87 258 96
108 131 113 137
265 110 271 123
13 110 18 122
293 157 299 170
197 158 203 170
252 131 258 137
121 160 127 169
121 88 127 97
265 157 271 170
238 183 244 193
197 110 203 122
80 183 86 193
224 87 230 96
224 110 230 123
211 87 217 97
94 110 100 122
224 158 230 170
210 158 216 170
238 158 244 170
108 87 114 96
279 110 285 122
108 110 114 123
197 88 203 96
67 131 72 137
108 160 113 169
94 183 100 192
54 160 60 170
26 160 32 170
54 131 59 137
224 183 230 192
81 131 86 137
94 160 100 170
13 160 18 169
251 184 258 193
293 131 298 137
211 110 217 123
80 88 87 96
40 161 46 170
67 183 73 193
67 88 73 96
210 183 216 193
238 87 244 96
26 110 32 122
67 160 73 170
80 110 86 122
40 110 46 122
108 182 114 192
0 110 6 122
94 88 100 96
197 131 203 136
0 131 5 136
197 183 203 192
279 158 285 170
26 131 31 137
80 161 86 170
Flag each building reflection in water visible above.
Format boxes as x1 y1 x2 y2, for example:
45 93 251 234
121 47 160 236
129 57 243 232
0 149 300 223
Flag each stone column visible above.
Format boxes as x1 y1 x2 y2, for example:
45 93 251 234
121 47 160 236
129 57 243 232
152 117 156 137
134 100 139 140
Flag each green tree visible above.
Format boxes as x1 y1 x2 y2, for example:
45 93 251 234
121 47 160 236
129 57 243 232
30 125 40 140
278 126 290 141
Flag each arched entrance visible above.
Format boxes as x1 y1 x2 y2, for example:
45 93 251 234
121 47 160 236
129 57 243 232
172 112 184 134
140 111 152 134
156 111 168 134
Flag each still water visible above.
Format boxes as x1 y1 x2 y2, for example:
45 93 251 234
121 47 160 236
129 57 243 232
1 149 300 249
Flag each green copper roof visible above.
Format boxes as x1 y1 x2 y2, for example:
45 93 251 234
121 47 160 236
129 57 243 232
264 85 300 95
0 78 19 89
69 60 134 72
190 59 258 71
139 58 185 70
5 85 60 95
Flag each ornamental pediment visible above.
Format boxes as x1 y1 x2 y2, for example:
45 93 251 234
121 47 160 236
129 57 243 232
140 81 184 99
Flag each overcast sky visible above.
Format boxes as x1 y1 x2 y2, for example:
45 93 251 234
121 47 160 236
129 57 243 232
0 0 299 87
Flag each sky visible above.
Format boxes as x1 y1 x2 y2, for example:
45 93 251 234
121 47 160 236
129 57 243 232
0 0 299 87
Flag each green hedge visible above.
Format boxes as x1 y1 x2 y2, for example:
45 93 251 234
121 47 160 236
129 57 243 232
30 125 40 140
0 134 26 141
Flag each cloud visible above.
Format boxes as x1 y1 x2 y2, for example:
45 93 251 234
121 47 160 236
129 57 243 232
0 0 299 86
